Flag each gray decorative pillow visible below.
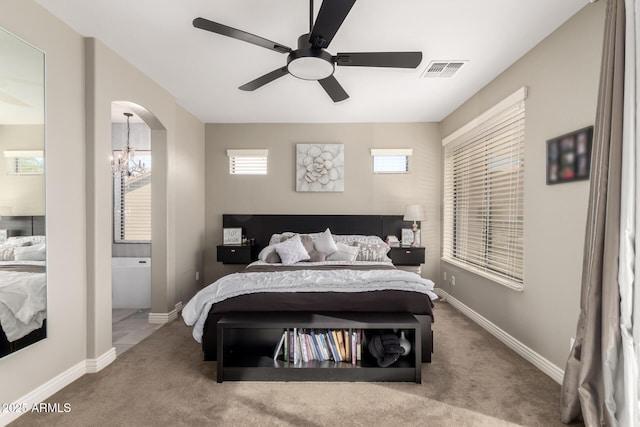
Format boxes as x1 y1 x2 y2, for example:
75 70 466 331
313 228 338 255
264 250 282 264
258 245 280 263
304 250 327 262
353 242 391 262
327 243 360 262
274 234 310 264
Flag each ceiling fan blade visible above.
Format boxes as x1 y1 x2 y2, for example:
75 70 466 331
308 0 356 49
239 67 289 91
193 17 292 54
335 52 423 68
318 76 349 102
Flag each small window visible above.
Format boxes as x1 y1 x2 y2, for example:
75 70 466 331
113 151 152 243
4 150 44 175
227 149 268 175
370 149 412 173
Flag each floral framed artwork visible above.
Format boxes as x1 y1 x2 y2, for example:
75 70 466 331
296 144 344 192
546 126 593 185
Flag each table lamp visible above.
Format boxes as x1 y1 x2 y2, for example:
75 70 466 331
403 204 425 247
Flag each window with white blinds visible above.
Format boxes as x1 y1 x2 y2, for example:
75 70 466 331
227 149 268 175
370 148 412 173
4 150 44 175
113 151 152 243
442 88 526 290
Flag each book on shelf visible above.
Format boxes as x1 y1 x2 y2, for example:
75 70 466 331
318 332 331 361
343 329 351 361
310 330 324 362
299 330 309 363
305 332 316 361
352 331 357 366
332 330 343 361
326 330 340 361
283 329 289 362
273 330 286 360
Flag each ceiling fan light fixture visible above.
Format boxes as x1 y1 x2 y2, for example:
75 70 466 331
287 48 334 81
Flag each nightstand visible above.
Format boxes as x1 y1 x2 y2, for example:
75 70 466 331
217 245 256 264
388 247 425 274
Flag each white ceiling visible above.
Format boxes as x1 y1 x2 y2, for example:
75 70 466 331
36 0 589 124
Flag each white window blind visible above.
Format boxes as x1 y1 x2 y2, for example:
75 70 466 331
4 150 44 175
370 149 412 173
227 149 268 175
113 151 152 242
442 87 526 290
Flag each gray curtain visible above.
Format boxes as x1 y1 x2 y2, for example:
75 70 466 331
560 0 625 425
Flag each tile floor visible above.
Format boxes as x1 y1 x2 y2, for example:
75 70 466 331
112 308 163 356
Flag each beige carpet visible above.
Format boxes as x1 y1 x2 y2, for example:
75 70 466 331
10 301 583 426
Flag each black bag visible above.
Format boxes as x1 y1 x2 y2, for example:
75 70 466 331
367 333 404 367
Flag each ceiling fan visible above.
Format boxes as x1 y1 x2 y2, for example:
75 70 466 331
193 0 422 102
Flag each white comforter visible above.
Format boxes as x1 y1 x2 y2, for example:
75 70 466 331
0 262 47 342
182 261 437 343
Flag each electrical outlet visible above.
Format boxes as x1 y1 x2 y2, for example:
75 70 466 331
443 271 447 281
451 275 456 286
195 271 199 281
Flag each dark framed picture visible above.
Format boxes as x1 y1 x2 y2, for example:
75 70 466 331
546 126 593 185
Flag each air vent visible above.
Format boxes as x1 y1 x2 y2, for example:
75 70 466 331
421 60 467 78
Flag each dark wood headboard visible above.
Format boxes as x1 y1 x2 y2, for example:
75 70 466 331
0 215 45 237
222 214 413 251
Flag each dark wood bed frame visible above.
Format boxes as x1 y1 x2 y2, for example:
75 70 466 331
0 215 46 358
202 214 434 363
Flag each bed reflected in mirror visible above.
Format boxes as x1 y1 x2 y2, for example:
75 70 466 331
0 26 46 358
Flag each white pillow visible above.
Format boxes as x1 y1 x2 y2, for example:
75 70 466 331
0 246 15 261
274 234 310 265
6 235 46 246
333 235 386 246
353 242 392 262
313 228 338 255
327 243 360 262
14 243 46 261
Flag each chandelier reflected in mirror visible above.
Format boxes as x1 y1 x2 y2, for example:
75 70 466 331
112 112 146 179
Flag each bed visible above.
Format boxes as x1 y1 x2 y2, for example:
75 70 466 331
183 214 437 364
0 216 47 357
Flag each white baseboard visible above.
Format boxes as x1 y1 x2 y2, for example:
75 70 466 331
0 347 115 426
86 347 116 373
148 301 182 325
434 288 565 384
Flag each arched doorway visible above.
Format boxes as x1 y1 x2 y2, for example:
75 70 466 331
110 101 167 355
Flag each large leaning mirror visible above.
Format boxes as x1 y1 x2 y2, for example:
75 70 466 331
0 26 46 358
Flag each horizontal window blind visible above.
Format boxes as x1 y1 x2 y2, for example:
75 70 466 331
4 150 44 175
114 151 151 243
442 88 526 289
370 148 412 174
227 149 268 175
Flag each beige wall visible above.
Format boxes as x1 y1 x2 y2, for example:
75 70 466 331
205 122 441 284
0 0 205 409
0 0 87 406
440 2 605 369
0 125 45 215
85 38 205 359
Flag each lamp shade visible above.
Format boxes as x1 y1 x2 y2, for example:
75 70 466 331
403 204 426 222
